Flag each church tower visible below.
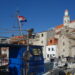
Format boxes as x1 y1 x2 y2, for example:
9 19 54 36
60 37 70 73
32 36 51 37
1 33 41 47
63 9 70 26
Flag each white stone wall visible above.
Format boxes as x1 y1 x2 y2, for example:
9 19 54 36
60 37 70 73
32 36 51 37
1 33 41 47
69 22 75 28
32 32 47 46
46 45 57 60
71 47 75 57
57 35 70 58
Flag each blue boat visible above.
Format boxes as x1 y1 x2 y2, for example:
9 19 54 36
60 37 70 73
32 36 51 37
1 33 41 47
0 44 44 75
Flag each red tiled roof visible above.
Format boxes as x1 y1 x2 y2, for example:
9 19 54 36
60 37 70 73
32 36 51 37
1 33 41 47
70 20 75 23
48 38 58 45
55 20 75 30
55 24 64 30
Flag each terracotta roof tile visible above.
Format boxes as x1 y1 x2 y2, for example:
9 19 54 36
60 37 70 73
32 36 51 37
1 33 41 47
70 20 75 23
54 20 75 30
55 24 64 30
47 38 58 45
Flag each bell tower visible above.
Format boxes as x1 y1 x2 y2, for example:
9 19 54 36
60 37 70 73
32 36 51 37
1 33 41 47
63 9 70 26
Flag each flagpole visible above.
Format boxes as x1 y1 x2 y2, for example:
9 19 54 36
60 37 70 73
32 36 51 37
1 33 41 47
18 21 23 36
16 10 23 36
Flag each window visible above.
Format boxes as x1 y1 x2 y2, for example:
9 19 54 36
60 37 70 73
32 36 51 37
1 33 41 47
41 41 43 43
47 54 49 58
48 48 50 51
53 54 55 56
50 54 52 57
65 20 68 23
69 41 71 44
41 34 43 37
52 48 54 51
50 40 52 43
63 49 65 52
66 30 69 32
33 48 41 55
62 55 64 58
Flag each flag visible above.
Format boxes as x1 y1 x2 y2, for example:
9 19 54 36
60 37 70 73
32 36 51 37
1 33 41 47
18 16 27 22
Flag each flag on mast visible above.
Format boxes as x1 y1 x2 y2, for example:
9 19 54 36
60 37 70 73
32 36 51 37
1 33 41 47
17 16 27 22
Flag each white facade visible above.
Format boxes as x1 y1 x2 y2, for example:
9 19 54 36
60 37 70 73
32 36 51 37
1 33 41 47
46 45 57 60
69 21 75 28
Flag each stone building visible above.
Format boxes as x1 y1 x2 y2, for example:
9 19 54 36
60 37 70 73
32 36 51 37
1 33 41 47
46 38 58 61
57 28 75 57
54 9 75 62
29 30 55 60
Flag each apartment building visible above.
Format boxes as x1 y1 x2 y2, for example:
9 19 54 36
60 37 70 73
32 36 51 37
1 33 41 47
46 38 58 61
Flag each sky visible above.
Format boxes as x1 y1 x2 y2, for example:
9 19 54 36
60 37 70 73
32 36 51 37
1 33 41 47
0 0 75 37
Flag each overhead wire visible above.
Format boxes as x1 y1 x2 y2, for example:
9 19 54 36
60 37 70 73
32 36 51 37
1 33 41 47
0 29 28 34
